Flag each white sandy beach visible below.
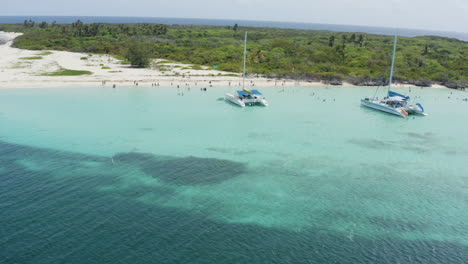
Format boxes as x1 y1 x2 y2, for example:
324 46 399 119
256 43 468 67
0 31 446 90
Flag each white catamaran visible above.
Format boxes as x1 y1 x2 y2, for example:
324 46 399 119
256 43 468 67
225 32 268 107
361 35 426 117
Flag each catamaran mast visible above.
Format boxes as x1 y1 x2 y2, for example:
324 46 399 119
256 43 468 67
242 32 247 89
388 34 398 92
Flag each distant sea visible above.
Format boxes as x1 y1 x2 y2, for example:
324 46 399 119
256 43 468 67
1 16 467 41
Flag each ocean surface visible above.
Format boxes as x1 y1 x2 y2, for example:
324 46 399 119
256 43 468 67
1 85 467 263
1 16 467 41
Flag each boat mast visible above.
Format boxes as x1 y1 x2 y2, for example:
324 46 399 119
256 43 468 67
388 34 398 92
242 31 247 89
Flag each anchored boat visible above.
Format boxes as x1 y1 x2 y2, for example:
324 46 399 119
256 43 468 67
225 89 268 107
225 32 268 107
361 35 426 117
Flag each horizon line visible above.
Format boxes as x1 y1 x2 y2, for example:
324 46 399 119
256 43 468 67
1 15 467 36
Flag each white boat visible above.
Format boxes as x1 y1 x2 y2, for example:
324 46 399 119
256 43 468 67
361 91 426 117
361 96 408 117
225 89 268 107
361 35 426 117
225 32 268 107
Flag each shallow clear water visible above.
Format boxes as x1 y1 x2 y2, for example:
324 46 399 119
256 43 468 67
1 86 467 263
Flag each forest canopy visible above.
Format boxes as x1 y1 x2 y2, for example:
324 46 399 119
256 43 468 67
1 20 466 87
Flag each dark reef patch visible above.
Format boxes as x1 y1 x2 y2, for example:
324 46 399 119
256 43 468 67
248 132 273 141
347 138 397 150
113 152 247 185
401 145 429 153
0 140 105 161
405 132 434 140
348 137 432 154
1 139 467 264
206 147 256 155
367 216 427 232
349 135 468 157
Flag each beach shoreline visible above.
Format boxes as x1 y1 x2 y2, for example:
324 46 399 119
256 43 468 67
0 79 442 90
0 31 450 90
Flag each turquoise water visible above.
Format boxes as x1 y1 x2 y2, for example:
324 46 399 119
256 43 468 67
1 86 467 263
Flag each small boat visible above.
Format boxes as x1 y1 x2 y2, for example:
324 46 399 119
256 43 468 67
361 35 426 117
225 32 268 107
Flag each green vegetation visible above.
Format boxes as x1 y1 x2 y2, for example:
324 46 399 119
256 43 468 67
157 60 174 64
1 20 466 87
101 66 111 69
221 73 239 77
37 51 53 55
192 65 203 70
11 62 31 69
125 41 153 67
80 57 88 60
112 55 131 64
41 69 93 76
19 56 43 60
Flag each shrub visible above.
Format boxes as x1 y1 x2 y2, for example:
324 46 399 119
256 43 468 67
125 41 153 68
38 51 53 55
41 69 93 76
20 56 43 60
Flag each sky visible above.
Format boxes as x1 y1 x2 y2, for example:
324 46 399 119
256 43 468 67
2 0 468 33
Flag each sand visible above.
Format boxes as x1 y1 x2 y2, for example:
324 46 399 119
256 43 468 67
0 31 447 90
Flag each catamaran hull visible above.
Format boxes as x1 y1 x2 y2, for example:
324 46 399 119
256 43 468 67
361 99 407 117
241 98 268 106
225 93 245 107
225 93 268 107
259 99 268 106
405 104 427 116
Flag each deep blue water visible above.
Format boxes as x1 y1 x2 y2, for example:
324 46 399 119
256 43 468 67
2 138 466 264
1 16 467 41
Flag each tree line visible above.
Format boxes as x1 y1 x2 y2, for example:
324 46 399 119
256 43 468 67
1 20 466 87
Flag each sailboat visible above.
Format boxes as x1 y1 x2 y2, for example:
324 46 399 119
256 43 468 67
225 32 268 107
361 35 426 117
